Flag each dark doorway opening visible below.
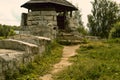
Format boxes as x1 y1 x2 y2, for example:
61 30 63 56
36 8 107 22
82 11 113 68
57 14 65 30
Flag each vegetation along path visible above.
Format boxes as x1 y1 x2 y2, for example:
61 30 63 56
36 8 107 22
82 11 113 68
39 45 80 80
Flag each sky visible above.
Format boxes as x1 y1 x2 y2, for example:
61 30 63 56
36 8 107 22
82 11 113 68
0 0 120 27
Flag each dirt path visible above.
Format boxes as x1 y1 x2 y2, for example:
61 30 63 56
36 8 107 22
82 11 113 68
39 45 80 80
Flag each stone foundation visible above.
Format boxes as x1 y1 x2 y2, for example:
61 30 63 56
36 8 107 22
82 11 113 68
25 10 57 39
0 36 51 80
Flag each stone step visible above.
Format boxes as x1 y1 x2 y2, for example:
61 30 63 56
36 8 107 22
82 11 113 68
60 33 74 36
9 34 51 45
59 40 82 44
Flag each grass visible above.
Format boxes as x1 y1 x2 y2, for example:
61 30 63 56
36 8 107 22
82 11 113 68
0 36 5 40
54 39 120 80
5 41 63 80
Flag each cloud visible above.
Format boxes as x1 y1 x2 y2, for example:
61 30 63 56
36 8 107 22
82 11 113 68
0 0 28 26
0 0 120 26
11 9 21 22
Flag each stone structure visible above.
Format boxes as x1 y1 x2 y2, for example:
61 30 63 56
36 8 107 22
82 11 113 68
27 10 57 39
0 1 79 79
0 36 50 80
21 0 78 39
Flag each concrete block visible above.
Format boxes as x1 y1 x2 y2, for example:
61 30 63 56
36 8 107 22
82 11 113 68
41 11 56 16
53 16 57 21
44 16 54 20
27 21 32 26
34 16 43 20
31 21 39 25
48 21 57 26
38 21 48 26
28 16 43 21
27 16 33 21
28 11 41 16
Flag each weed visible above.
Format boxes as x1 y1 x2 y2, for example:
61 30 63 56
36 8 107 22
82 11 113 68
5 41 63 80
54 39 120 80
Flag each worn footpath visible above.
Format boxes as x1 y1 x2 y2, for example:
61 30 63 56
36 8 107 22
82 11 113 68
39 45 80 80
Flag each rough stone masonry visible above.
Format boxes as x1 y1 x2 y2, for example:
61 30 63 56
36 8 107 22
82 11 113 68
21 10 57 40
0 35 51 80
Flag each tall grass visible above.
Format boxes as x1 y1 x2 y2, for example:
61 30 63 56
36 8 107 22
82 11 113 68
54 39 120 80
5 41 63 80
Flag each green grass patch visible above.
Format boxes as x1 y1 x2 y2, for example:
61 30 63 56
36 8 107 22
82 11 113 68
54 39 120 80
5 42 63 80
0 36 5 40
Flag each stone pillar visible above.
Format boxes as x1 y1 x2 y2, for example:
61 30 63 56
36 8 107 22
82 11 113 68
21 13 28 30
27 10 57 39
70 11 73 17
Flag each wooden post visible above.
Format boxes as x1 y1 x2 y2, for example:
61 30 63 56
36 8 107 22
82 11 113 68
28 9 30 12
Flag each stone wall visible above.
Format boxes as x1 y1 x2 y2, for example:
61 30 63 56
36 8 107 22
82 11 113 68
26 10 57 39
0 39 38 52
21 13 28 30
65 16 79 33
10 34 51 53
0 37 51 80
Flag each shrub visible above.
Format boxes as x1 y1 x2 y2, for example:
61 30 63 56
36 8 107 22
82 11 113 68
9 29 16 36
107 38 120 43
82 38 89 44
54 41 120 80
0 37 5 40
77 26 88 35
5 41 63 80
0 25 16 38
109 22 120 38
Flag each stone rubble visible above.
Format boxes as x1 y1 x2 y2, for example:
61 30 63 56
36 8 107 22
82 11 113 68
0 36 51 80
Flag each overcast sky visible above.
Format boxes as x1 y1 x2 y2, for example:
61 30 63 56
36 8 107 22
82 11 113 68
0 0 120 26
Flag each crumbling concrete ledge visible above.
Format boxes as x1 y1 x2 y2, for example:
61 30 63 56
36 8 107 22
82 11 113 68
0 39 39 52
0 38 51 80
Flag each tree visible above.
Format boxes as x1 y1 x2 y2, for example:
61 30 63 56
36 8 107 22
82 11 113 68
109 22 120 38
73 8 83 27
87 0 120 38
0 24 16 38
73 7 87 35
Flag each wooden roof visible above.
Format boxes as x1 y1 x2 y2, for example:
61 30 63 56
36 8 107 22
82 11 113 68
21 0 78 11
